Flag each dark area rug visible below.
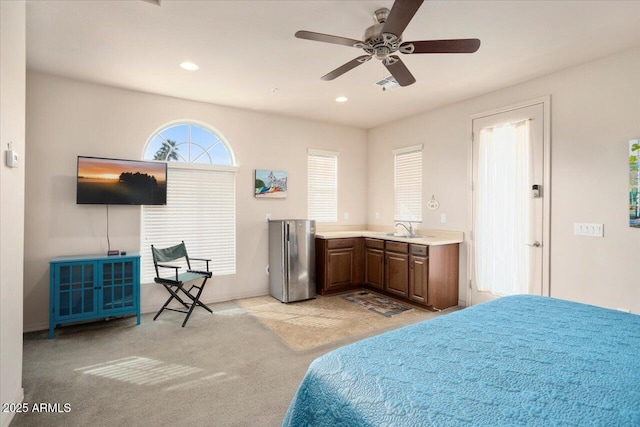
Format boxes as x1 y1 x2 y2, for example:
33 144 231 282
340 291 413 317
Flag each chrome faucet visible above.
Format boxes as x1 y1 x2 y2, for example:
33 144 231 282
395 222 414 236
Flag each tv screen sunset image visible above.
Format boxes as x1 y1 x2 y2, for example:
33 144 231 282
77 157 167 205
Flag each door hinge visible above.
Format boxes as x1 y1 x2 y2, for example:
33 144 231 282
471 181 474 191
468 279 472 289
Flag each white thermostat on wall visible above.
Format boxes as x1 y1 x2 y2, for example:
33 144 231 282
5 142 18 168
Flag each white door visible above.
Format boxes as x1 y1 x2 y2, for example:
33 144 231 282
470 100 548 305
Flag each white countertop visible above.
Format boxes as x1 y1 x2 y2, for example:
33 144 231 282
315 230 464 246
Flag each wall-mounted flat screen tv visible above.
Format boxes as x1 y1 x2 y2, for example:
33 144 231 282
77 156 167 205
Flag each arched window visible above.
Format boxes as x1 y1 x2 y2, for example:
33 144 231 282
143 122 234 165
140 122 238 283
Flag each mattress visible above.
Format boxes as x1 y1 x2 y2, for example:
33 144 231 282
282 295 640 426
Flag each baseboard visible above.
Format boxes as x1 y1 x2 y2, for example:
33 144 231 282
1 387 24 427
23 322 48 334
140 289 269 314
24 290 271 333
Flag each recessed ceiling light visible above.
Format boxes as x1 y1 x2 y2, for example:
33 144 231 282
180 62 199 71
335 96 348 103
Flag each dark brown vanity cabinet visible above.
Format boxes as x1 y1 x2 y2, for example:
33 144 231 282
316 238 363 294
364 239 384 290
316 237 459 310
408 244 429 304
384 241 409 298
427 243 459 310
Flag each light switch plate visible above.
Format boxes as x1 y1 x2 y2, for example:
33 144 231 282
574 222 604 237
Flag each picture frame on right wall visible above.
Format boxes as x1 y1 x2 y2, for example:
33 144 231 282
630 139 640 228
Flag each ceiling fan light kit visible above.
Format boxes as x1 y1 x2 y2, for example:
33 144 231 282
295 0 480 87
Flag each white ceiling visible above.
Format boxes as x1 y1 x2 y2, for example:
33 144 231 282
26 0 640 129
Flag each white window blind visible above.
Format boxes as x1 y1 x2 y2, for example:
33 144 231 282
140 165 236 283
308 149 338 223
394 145 423 222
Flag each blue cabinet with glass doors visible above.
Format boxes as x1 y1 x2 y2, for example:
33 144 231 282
49 253 140 338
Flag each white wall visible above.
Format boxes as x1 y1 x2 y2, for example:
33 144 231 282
0 1 26 426
24 72 367 331
22 47 640 330
368 48 640 312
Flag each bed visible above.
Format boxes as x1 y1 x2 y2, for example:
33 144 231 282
282 295 640 426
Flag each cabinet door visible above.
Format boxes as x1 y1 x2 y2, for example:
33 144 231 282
326 249 354 290
409 255 429 304
100 259 136 315
365 248 384 289
54 262 97 320
385 252 408 297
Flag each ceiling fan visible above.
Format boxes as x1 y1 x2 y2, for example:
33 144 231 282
295 0 480 87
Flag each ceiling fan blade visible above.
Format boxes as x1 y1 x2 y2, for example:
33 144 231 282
295 30 361 48
383 55 416 87
382 0 424 36
401 39 481 54
321 55 372 81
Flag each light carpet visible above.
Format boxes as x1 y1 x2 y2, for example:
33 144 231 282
14 295 460 427
238 292 445 351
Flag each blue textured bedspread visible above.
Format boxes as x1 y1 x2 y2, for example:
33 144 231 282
283 295 640 426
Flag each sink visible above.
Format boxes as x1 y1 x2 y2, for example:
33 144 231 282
383 232 437 239
385 232 423 238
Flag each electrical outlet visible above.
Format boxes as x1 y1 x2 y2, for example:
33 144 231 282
440 213 447 223
266 213 271 222
375 212 380 220
343 212 349 220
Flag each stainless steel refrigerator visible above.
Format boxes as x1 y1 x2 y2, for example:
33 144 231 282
268 219 316 303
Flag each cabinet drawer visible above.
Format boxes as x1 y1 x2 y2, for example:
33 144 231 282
385 241 408 254
365 238 384 250
327 238 355 249
410 244 428 257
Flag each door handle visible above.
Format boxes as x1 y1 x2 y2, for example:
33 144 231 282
525 241 542 247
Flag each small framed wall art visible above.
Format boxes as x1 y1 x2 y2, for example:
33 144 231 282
630 139 640 228
255 169 287 198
